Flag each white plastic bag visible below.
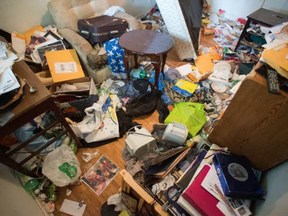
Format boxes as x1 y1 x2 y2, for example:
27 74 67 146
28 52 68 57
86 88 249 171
107 194 127 212
70 103 103 138
84 95 119 143
42 145 81 187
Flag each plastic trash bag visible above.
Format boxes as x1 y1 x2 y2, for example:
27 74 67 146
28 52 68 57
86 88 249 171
107 193 127 212
84 95 119 143
42 145 81 187
164 102 207 137
70 103 103 138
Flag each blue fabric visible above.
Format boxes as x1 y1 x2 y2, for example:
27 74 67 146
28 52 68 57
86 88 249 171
149 72 164 91
148 72 172 104
172 85 193 97
104 38 126 79
161 94 172 105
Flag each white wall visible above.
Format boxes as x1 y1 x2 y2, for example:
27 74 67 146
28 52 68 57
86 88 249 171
0 0 155 34
253 160 288 216
109 0 156 18
0 164 44 216
209 0 288 20
0 0 53 34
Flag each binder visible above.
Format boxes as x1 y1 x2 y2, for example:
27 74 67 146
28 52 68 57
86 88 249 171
181 165 225 216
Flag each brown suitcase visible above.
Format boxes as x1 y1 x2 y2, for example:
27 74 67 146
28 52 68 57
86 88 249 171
78 15 127 43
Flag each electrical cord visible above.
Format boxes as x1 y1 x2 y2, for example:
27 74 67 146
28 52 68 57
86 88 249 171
203 149 231 160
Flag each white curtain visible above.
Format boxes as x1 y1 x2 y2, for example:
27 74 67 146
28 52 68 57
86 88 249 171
156 0 198 60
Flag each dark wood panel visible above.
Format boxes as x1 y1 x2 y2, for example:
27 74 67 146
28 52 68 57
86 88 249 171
209 72 288 171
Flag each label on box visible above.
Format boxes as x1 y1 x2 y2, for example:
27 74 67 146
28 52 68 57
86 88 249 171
55 62 77 73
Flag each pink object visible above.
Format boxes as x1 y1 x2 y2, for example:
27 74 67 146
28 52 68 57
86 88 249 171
181 165 225 216
219 9 226 18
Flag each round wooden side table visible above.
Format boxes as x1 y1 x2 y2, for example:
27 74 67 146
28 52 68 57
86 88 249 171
119 29 174 89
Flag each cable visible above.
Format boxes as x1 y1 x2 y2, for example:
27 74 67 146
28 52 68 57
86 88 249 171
131 132 154 138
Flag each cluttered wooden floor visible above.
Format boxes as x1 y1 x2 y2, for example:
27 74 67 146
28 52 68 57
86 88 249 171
55 107 173 216
54 35 217 216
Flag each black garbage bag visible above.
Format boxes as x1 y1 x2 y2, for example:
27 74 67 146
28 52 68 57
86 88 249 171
126 83 169 123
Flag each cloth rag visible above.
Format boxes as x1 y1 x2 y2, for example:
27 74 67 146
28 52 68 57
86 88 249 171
104 6 125 16
151 174 175 195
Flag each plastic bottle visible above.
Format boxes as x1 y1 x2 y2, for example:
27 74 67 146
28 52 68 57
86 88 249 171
130 62 154 79
18 172 39 191
48 183 58 201
130 69 147 79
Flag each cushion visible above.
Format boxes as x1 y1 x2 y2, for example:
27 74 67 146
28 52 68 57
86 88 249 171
48 0 110 32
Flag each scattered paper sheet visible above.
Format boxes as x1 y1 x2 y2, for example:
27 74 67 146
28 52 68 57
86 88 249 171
60 199 86 216
201 165 223 203
11 32 26 55
0 59 14 75
175 63 192 77
269 22 288 34
265 33 275 44
5 49 18 62
262 38 287 50
0 68 20 95
257 25 270 34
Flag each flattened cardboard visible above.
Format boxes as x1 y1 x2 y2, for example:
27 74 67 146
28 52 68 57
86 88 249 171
195 54 214 75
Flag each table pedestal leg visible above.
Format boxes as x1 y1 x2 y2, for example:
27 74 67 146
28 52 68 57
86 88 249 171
150 55 161 90
134 54 138 68
123 50 130 81
161 53 167 76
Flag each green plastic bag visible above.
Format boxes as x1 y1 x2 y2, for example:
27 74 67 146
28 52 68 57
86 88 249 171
164 102 207 137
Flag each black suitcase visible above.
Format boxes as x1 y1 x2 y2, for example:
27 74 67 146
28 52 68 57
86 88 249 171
78 15 128 43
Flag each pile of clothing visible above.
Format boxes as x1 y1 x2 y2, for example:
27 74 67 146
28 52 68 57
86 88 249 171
59 78 169 148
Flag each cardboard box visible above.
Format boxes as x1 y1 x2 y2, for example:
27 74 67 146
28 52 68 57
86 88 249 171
49 77 97 96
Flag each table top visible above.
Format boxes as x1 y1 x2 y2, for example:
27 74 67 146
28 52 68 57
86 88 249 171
248 8 288 26
0 61 51 121
119 30 174 55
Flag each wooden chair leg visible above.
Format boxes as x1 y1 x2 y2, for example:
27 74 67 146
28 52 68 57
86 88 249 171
126 185 131 193
49 98 82 147
0 153 38 178
138 198 145 212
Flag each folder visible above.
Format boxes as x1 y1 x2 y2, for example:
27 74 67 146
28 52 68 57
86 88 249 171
262 43 288 79
46 49 85 83
24 25 45 45
181 165 225 216
280 60 288 71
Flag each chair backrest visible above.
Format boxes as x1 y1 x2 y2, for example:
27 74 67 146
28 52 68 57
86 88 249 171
48 0 110 32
